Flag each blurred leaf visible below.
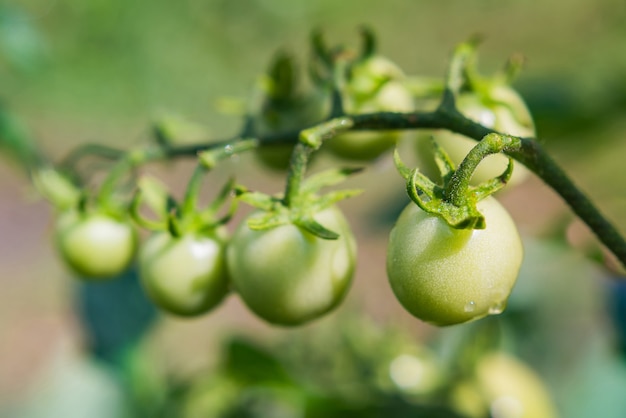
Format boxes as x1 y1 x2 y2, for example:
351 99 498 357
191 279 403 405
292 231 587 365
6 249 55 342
0 103 40 170
222 337 293 386
77 267 158 366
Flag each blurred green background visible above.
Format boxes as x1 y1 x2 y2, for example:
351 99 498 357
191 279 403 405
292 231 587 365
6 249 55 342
2 0 626 417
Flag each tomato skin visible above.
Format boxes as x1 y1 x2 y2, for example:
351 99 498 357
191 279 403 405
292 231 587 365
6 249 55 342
55 211 138 279
139 230 229 316
227 206 356 326
386 197 523 326
415 88 534 186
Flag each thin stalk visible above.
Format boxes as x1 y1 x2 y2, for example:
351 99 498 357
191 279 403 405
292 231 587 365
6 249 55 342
445 134 521 206
181 164 207 217
283 142 314 208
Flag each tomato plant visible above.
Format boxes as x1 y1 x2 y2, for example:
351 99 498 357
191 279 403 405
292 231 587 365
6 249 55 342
227 206 356 326
12 29 626 337
55 210 138 279
387 196 523 326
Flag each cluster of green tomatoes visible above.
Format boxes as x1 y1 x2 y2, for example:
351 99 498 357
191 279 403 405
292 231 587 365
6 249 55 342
35 34 534 328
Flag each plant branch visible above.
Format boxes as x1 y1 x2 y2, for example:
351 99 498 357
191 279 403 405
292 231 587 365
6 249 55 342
57 93 626 268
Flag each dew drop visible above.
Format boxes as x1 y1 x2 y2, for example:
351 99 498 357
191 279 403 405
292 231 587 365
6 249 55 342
488 301 505 315
464 301 476 313
224 144 234 154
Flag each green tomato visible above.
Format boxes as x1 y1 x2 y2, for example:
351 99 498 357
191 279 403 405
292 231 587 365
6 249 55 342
328 81 415 161
386 197 523 326
227 206 356 326
326 55 414 161
255 93 330 171
255 142 296 172
139 230 229 316
55 210 138 279
452 352 557 418
415 87 535 186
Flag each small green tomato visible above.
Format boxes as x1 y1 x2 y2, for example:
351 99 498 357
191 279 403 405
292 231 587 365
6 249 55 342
55 211 138 279
227 206 356 326
327 55 415 161
386 197 523 326
139 230 229 317
452 352 557 418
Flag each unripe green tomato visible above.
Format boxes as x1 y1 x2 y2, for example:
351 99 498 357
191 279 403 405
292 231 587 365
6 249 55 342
415 87 535 186
255 142 295 172
139 230 229 316
386 197 523 326
227 206 356 326
328 81 415 161
383 345 442 396
255 93 330 171
326 55 414 161
347 55 406 97
452 352 557 418
55 211 138 279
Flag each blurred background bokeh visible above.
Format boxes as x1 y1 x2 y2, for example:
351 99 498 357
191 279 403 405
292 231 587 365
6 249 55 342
2 0 626 417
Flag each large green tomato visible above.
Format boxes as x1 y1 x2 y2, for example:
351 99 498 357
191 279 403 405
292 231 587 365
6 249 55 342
386 197 523 326
227 206 356 326
55 211 138 279
139 230 229 316
327 56 415 161
415 86 535 186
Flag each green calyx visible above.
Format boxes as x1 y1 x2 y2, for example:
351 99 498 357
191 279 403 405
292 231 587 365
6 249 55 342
32 167 82 211
395 133 518 230
32 166 132 222
236 166 362 240
131 165 236 238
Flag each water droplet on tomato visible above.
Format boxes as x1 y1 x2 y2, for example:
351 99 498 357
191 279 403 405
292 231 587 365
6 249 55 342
488 301 505 315
464 301 476 312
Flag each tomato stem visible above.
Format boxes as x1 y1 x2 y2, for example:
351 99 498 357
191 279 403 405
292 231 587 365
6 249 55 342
282 117 353 208
181 164 207 218
445 133 521 207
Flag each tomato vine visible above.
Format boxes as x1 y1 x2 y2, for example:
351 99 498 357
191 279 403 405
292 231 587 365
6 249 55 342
12 28 626 326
